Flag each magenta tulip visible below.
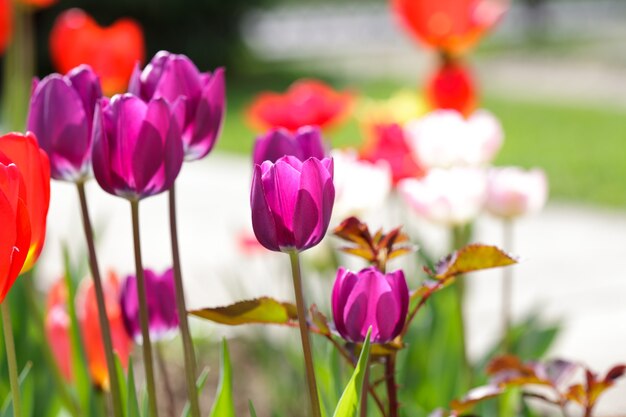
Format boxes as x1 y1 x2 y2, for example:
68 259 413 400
251 155 335 252
91 94 184 200
332 266 409 343
120 268 179 343
128 50 225 161
27 65 102 182
252 126 327 165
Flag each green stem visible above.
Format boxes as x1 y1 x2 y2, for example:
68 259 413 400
385 354 399 417
130 200 159 417
451 224 471 389
156 343 176 417
2 302 21 417
0 3 34 130
76 182 124 417
502 219 514 352
287 251 321 417
168 185 201 417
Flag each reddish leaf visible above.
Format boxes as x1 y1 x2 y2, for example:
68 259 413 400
450 385 503 413
310 304 331 336
431 244 517 280
190 297 297 326
605 365 626 382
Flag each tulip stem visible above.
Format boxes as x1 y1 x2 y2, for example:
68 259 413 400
168 185 201 417
76 182 124 417
452 225 471 390
1 302 21 417
130 200 159 417
287 251 322 417
156 343 176 417
385 354 399 417
502 219 514 352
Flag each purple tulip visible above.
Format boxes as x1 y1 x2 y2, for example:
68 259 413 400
128 51 225 161
27 65 102 181
120 268 179 343
251 155 335 252
252 126 327 166
332 266 409 343
92 93 184 200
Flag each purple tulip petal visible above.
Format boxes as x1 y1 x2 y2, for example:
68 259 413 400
92 102 115 195
66 65 102 131
127 61 143 96
262 159 301 249
253 128 296 166
295 126 326 160
250 164 280 251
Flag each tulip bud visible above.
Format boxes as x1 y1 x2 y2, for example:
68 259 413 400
129 51 225 161
485 167 548 219
27 65 102 182
120 268 179 343
252 126 327 166
91 94 184 200
332 266 409 343
250 155 335 252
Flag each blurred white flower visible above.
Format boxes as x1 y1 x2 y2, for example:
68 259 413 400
398 167 487 226
331 149 392 223
486 167 548 219
405 109 503 169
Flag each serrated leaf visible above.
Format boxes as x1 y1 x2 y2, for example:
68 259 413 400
191 297 298 326
181 367 210 417
332 328 371 417
431 244 517 280
209 339 235 417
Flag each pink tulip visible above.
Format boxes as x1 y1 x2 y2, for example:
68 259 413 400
486 167 548 219
399 167 487 225
405 109 503 169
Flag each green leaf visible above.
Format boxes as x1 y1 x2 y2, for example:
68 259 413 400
432 244 517 280
191 297 297 326
181 367 210 417
1 362 33 417
332 328 371 417
114 354 128 413
209 339 235 417
248 400 257 417
126 360 141 417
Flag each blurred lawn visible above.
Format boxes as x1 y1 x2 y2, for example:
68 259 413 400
215 79 626 208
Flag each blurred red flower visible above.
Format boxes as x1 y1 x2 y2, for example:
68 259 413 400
360 123 425 186
0 132 51 273
76 272 132 390
0 0 11 55
247 79 354 132
49 8 145 95
426 61 476 116
392 0 506 53
16 0 58 8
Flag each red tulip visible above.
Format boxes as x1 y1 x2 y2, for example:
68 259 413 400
247 79 353 132
360 123 425 185
392 0 506 53
425 60 476 116
49 8 145 95
0 162 31 303
0 132 50 272
0 0 11 55
45 279 72 381
76 272 132 390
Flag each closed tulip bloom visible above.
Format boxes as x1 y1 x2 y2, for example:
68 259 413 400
405 109 503 169
252 126 326 166
0 162 31 302
399 167 487 226
251 155 335 252
129 51 225 161
0 132 51 272
28 65 102 182
76 272 132 390
486 167 548 219
120 268 179 343
92 94 184 200
332 267 409 343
